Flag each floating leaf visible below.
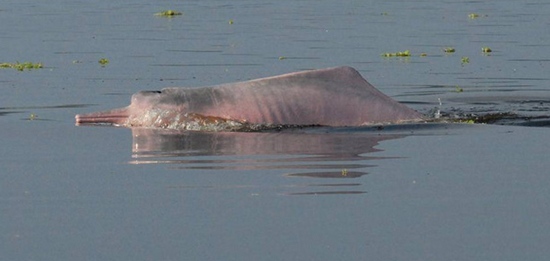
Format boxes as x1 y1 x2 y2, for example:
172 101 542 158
468 13 487 19
98 58 109 66
155 10 182 16
381 50 411 57
341 169 348 176
443 47 455 53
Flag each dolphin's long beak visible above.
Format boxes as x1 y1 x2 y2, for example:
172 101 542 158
75 107 130 125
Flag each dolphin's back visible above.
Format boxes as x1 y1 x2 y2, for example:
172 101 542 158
161 66 421 126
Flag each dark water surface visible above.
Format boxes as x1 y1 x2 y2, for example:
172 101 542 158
2 0 550 260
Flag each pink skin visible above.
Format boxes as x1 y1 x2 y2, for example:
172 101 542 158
75 66 423 128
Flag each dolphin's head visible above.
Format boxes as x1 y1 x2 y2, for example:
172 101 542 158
75 89 194 128
75 90 165 126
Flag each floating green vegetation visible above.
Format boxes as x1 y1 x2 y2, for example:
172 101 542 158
482 47 492 53
0 62 43 71
443 47 455 53
381 12 389 16
381 50 410 57
461 56 470 64
461 119 475 124
228 19 234 25
420 53 428 57
278 56 286 60
155 10 182 16
29 113 38 120
341 169 348 176
455 86 464 93
98 58 109 66
468 13 488 19
461 112 516 125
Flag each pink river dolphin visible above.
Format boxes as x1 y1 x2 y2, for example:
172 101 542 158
75 66 423 131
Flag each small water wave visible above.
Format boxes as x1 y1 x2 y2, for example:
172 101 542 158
418 95 550 127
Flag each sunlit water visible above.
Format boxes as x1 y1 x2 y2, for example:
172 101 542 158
1 1 550 260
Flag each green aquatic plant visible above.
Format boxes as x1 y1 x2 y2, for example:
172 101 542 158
420 53 427 57
228 19 234 25
461 56 470 64
155 10 182 16
98 58 109 66
341 169 348 176
0 62 43 71
457 119 475 124
482 47 492 53
468 13 488 19
278 56 286 60
455 86 463 93
381 50 410 57
29 113 38 120
443 47 455 53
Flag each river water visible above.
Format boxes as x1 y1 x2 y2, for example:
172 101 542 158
1 1 550 260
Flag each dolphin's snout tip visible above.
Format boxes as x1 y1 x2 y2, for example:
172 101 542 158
75 108 130 125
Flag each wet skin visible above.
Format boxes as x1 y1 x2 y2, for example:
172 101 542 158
75 66 423 130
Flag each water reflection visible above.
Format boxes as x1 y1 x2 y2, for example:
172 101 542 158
129 127 410 194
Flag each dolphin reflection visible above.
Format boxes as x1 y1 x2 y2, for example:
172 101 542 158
128 127 412 194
